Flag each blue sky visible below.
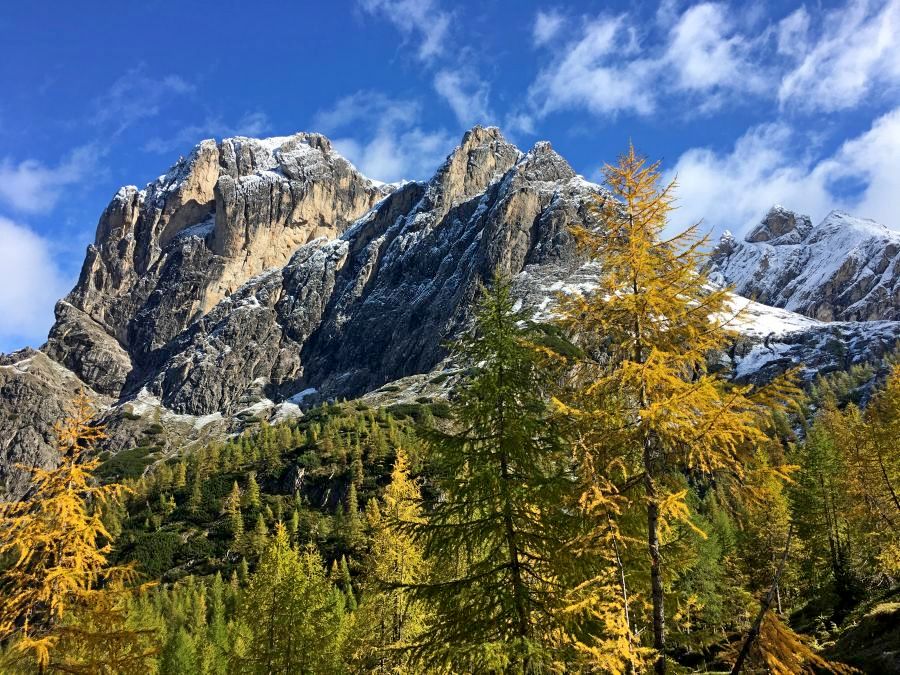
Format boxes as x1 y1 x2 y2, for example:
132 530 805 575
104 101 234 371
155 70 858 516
1 0 900 352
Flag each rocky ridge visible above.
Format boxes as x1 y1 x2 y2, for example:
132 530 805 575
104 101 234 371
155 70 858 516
2 128 900 498
709 206 900 322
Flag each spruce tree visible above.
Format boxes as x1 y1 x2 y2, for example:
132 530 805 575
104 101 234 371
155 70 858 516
408 276 578 673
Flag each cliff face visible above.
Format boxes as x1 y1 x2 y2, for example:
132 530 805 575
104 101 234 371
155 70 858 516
2 127 899 499
144 129 602 415
49 133 389 398
709 206 900 322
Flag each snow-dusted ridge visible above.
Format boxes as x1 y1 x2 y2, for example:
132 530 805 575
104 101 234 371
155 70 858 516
710 206 900 322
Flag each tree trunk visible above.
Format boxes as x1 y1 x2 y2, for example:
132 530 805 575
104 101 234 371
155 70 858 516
645 464 666 675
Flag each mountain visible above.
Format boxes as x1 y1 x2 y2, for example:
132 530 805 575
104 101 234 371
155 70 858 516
709 206 900 321
3 127 900 498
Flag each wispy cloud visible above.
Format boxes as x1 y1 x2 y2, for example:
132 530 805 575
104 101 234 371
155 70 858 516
0 217 69 351
314 92 453 181
358 0 452 61
532 9 565 47
433 68 493 127
0 143 103 214
143 112 271 154
527 0 900 122
778 0 900 112
91 66 195 136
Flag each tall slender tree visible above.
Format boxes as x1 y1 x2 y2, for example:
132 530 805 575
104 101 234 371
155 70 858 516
557 145 795 673
407 276 580 673
0 394 156 672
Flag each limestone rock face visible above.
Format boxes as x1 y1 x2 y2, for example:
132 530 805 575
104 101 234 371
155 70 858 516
55 133 388 395
0 350 105 498
710 207 900 321
144 130 604 414
2 126 900 498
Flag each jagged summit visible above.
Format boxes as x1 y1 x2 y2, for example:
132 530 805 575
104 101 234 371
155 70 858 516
744 205 813 244
710 205 900 321
3 130 900 499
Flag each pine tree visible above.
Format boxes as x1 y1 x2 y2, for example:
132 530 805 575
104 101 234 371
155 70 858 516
244 471 261 510
250 513 269 557
408 277 580 672
224 481 244 546
352 449 429 673
0 394 155 672
233 524 347 673
173 462 187 490
344 482 364 550
557 145 796 673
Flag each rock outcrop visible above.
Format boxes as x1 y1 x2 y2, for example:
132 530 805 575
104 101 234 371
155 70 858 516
2 127 900 499
710 206 900 321
55 133 389 396
0 350 106 497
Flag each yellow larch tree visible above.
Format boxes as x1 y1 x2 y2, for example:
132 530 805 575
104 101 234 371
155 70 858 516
556 145 796 674
0 393 155 672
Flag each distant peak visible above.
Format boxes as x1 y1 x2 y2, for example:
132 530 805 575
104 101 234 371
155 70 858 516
745 205 812 244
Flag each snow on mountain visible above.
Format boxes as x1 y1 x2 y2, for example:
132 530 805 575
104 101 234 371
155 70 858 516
709 206 900 321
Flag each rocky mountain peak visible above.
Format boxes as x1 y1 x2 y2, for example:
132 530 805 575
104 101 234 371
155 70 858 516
744 205 813 244
426 125 522 210
710 206 900 321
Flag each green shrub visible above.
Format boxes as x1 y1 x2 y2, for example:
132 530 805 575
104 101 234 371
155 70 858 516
127 530 181 577
98 446 156 479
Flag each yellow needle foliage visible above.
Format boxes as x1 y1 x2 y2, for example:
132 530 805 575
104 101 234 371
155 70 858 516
556 144 799 672
0 393 151 671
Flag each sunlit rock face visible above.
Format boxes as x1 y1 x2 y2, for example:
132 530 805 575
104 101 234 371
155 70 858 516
3 127 899 499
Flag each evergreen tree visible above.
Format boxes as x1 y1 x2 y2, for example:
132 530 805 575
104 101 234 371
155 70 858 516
244 471 261 510
224 481 244 546
233 524 347 673
408 277 580 672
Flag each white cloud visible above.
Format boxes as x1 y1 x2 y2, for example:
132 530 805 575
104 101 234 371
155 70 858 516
668 106 900 237
143 112 271 154
779 0 900 111
775 7 810 57
358 0 451 61
0 217 69 352
529 16 657 117
0 144 102 214
93 67 195 135
434 69 493 127
533 10 565 46
527 0 900 122
666 3 764 94
314 92 453 182
528 4 767 121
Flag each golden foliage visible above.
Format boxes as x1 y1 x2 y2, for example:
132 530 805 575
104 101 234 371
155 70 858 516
0 393 151 671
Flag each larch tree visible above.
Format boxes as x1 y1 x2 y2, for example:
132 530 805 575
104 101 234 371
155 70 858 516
556 145 795 674
0 394 156 673
407 276 580 673
232 523 347 674
352 448 429 674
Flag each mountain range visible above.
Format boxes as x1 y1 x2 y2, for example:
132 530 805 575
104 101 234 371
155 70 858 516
2 126 899 498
